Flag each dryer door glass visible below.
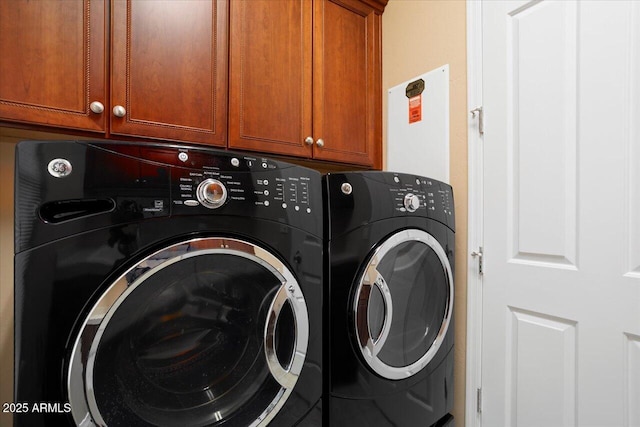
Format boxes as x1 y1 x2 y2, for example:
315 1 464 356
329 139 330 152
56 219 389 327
68 238 309 427
354 229 453 380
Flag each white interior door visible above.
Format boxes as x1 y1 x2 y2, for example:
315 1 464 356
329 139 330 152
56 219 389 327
481 1 640 426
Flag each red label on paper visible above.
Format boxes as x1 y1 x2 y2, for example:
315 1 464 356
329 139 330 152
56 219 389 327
409 95 422 123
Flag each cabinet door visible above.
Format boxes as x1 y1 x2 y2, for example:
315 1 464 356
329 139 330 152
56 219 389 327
229 0 313 158
0 0 107 132
313 0 382 168
111 0 227 146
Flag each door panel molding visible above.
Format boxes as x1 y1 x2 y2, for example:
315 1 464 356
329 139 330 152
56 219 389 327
624 332 640 426
506 307 577 427
506 0 578 269
625 1 640 278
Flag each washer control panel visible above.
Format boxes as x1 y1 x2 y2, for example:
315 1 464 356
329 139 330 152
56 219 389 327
77 142 321 228
168 152 319 221
173 168 315 215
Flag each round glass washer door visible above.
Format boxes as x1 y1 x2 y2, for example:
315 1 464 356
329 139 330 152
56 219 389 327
353 228 453 380
68 237 308 427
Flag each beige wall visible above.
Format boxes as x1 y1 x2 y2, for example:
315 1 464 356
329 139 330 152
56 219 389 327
0 135 16 427
383 0 468 423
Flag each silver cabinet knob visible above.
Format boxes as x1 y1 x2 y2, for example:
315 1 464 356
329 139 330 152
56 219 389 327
316 138 325 148
89 101 104 114
113 105 126 118
304 136 314 145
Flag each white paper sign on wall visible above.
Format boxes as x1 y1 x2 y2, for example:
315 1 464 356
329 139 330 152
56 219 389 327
387 65 450 183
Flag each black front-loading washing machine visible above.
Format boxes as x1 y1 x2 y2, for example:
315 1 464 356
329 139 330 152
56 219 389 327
14 140 322 426
323 171 454 427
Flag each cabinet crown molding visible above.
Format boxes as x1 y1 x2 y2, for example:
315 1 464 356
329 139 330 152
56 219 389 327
360 0 388 13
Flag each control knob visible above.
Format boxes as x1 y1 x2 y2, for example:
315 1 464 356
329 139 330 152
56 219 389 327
404 193 420 212
196 179 227 209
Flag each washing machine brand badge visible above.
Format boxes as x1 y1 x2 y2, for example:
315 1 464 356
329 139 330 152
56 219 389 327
47 158 72 178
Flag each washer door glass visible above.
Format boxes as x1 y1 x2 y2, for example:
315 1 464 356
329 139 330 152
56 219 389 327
68 238 308 427
354 229 453 380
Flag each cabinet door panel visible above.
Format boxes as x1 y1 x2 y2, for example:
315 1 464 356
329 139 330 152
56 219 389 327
229 0 313 157
111 0 227 146
314 0 381 167
0 0 107 132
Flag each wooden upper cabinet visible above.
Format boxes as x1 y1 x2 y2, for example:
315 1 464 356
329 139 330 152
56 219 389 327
0 0 107 132
229 0 313 157
1 0 386 167
229 0 385 168
313 0 382 167
111 0 228 146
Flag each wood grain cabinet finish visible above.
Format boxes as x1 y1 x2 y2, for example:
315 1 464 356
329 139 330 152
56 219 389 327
0 0 227 146
0 0 107 132
229 0 313 158
1 0 386 167
230 0 385 168
111 0 228 145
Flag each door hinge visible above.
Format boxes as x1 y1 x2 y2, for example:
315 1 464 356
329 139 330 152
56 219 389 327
471 247 483 276
470 106 484 135
477 388 482 413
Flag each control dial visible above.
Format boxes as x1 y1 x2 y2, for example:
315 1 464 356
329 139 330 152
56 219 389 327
404 193 420 212
196 179 227 209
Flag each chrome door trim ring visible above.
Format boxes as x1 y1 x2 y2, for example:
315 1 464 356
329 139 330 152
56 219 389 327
356 267 394 359
263 282 309 389
353 228 454 380
67 237 309 427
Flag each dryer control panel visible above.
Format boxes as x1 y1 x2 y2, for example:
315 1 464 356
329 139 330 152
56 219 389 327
387 175 453 218
325 171 455 233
